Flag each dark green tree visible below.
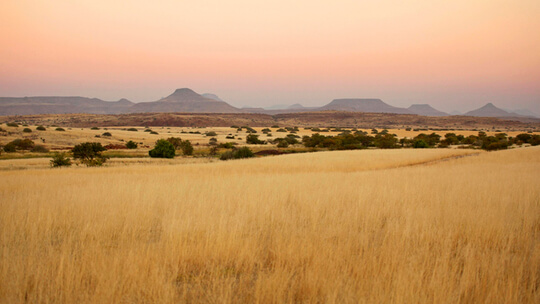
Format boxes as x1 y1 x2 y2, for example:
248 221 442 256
149 139 175 158
72 142 108 166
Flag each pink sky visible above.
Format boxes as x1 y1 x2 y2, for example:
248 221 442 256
1 0 539 113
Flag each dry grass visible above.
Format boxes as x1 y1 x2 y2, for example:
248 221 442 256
0 147 539 303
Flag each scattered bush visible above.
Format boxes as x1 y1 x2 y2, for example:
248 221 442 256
4 139 35 151
6 122 18 127
36 126 46 131
90 127 100 130
126 141 138 149
50 152 72 168
276 128 287 132
206 131 217 136
220 147 255 160
150 131 159 135
55 127 66 131
246 134 265 144
126 128 138 132
102 132 112 137
23 128 32 133
149 139 175 158
31 145 49 153
72 142 108 166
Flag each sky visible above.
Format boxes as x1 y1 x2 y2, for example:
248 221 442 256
1 0 539 113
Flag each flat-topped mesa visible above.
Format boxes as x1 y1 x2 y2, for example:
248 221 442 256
320 98 411 114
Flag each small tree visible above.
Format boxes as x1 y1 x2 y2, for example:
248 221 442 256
36 126 46 131
166 137 182 149
50 152 72 167
126 140 138 149
149 139 175 158
72 142 107 166
180 140 194 155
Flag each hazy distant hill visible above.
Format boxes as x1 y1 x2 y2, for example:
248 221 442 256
408 104 448 116
288 103 305 109
505 108 539 118
128 88 240 113
201 93 224 102
464 103 516 117
0 96 133 115
319 99 411 114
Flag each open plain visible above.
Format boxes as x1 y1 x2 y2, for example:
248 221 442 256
1 146 539 303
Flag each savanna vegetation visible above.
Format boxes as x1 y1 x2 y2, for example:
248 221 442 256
0 147 538 303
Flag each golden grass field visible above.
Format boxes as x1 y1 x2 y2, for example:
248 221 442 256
1 147 539 303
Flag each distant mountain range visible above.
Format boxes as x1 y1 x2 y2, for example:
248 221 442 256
0 88 537 119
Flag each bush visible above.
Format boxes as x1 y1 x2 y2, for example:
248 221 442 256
4 139 35 151
55 127 66 131
3 143 16 152
72 142 108 166
206 131 217 136
149 139 175 158
246 134 265 144
23 128 32 133
31 145 49 153
36 126 46 131
126 141 138 149
127 128 138 131
50 153 72 168
90 127 100 130
180 140 193 155
220 147 254 160
413 139 429 148
150 131 159 135
6 122 18 127
166 137 183 149
102 132 112 137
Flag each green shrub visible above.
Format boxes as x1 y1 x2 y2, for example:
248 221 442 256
126 141 138 149
220 147 254 160
36 126 46 131
50 153 72 168
206 131 217 136
127 128 138 132
149 139 175 158
246 134 265 144
102 132 112 137
413 139 429 148
23 128 32 133
6 122 18 127
72 142 108 166
31 145 49 153
55 127 66 131
150 131 159 135
90 127 100 130
218 142 235 149
276 128 287 132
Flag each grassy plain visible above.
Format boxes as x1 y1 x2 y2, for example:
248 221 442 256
1 147 539 303
1 122 538 152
